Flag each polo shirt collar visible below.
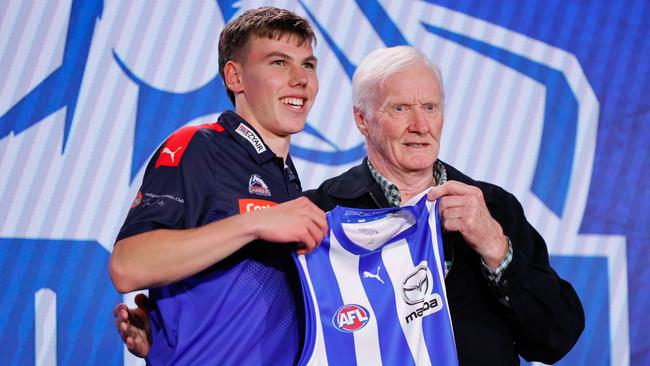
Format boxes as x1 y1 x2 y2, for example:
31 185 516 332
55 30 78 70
367 159 448 206
218 110 278 164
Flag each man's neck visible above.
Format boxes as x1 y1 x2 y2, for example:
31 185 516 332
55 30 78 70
258 131 290 160
368 157 435 203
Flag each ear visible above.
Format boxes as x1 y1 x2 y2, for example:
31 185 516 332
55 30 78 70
224 61 244 94
353 106 369 137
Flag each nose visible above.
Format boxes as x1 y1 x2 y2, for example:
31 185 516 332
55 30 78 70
408 108 429 134
289 65 308 87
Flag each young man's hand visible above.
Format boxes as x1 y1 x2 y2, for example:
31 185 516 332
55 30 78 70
247 196 328 255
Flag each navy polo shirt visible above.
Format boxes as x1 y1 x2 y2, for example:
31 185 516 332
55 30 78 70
117 111 304 365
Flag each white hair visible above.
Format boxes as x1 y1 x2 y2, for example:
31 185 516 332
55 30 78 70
352 46 444 114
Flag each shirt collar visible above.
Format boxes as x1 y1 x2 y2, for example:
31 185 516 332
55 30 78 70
366 159 448 206
218 110 278 164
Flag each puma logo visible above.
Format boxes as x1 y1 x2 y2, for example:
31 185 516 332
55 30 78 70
162 146 182 162
363 266 384 284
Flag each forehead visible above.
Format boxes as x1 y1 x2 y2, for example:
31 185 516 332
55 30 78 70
242 34 315 61
378 63 441 103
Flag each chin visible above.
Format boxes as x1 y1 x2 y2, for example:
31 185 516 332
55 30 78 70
280 123 306 136
404 158 436 172
289 119 307 132
275 115 306 131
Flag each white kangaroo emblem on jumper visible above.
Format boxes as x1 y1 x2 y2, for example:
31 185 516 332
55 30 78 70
162 146 183 162
363 266 385 284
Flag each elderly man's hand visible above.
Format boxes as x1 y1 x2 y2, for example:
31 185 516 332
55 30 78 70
428 181 508 270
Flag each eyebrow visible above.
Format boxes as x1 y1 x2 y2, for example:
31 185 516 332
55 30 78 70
266 52 318 63
304 55 318 63
388 101 441 106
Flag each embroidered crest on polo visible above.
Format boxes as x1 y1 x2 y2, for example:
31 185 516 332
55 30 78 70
248 174 271 196
235 123 266 153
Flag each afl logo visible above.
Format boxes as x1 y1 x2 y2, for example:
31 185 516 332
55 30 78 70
332 304 371 333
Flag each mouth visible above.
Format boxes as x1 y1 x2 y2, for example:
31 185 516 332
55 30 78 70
280 97 306 110
404 143 430 148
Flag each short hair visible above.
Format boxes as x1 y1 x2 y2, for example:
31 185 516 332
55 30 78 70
352 46 444 114
218 7 316 105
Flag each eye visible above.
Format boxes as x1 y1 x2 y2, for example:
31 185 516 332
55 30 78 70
271 59 286 66
303 61 316 70
422 103 436 112
392 104 407 113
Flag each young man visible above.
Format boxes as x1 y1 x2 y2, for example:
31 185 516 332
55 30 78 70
109 7 326 365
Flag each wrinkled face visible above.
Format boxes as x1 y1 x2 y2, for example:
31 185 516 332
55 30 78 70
229 34 318 140
356 62 443 174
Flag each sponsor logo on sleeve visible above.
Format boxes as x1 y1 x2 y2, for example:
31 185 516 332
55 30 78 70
155 144 185 168
238 198 277 213
235 123 266 153
248 174 271 196
332 304 371 332
161 146 182 163
154 124 223 169
154 126 201 168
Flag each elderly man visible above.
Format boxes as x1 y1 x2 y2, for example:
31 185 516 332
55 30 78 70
307 46 584 364
115 46 584 365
